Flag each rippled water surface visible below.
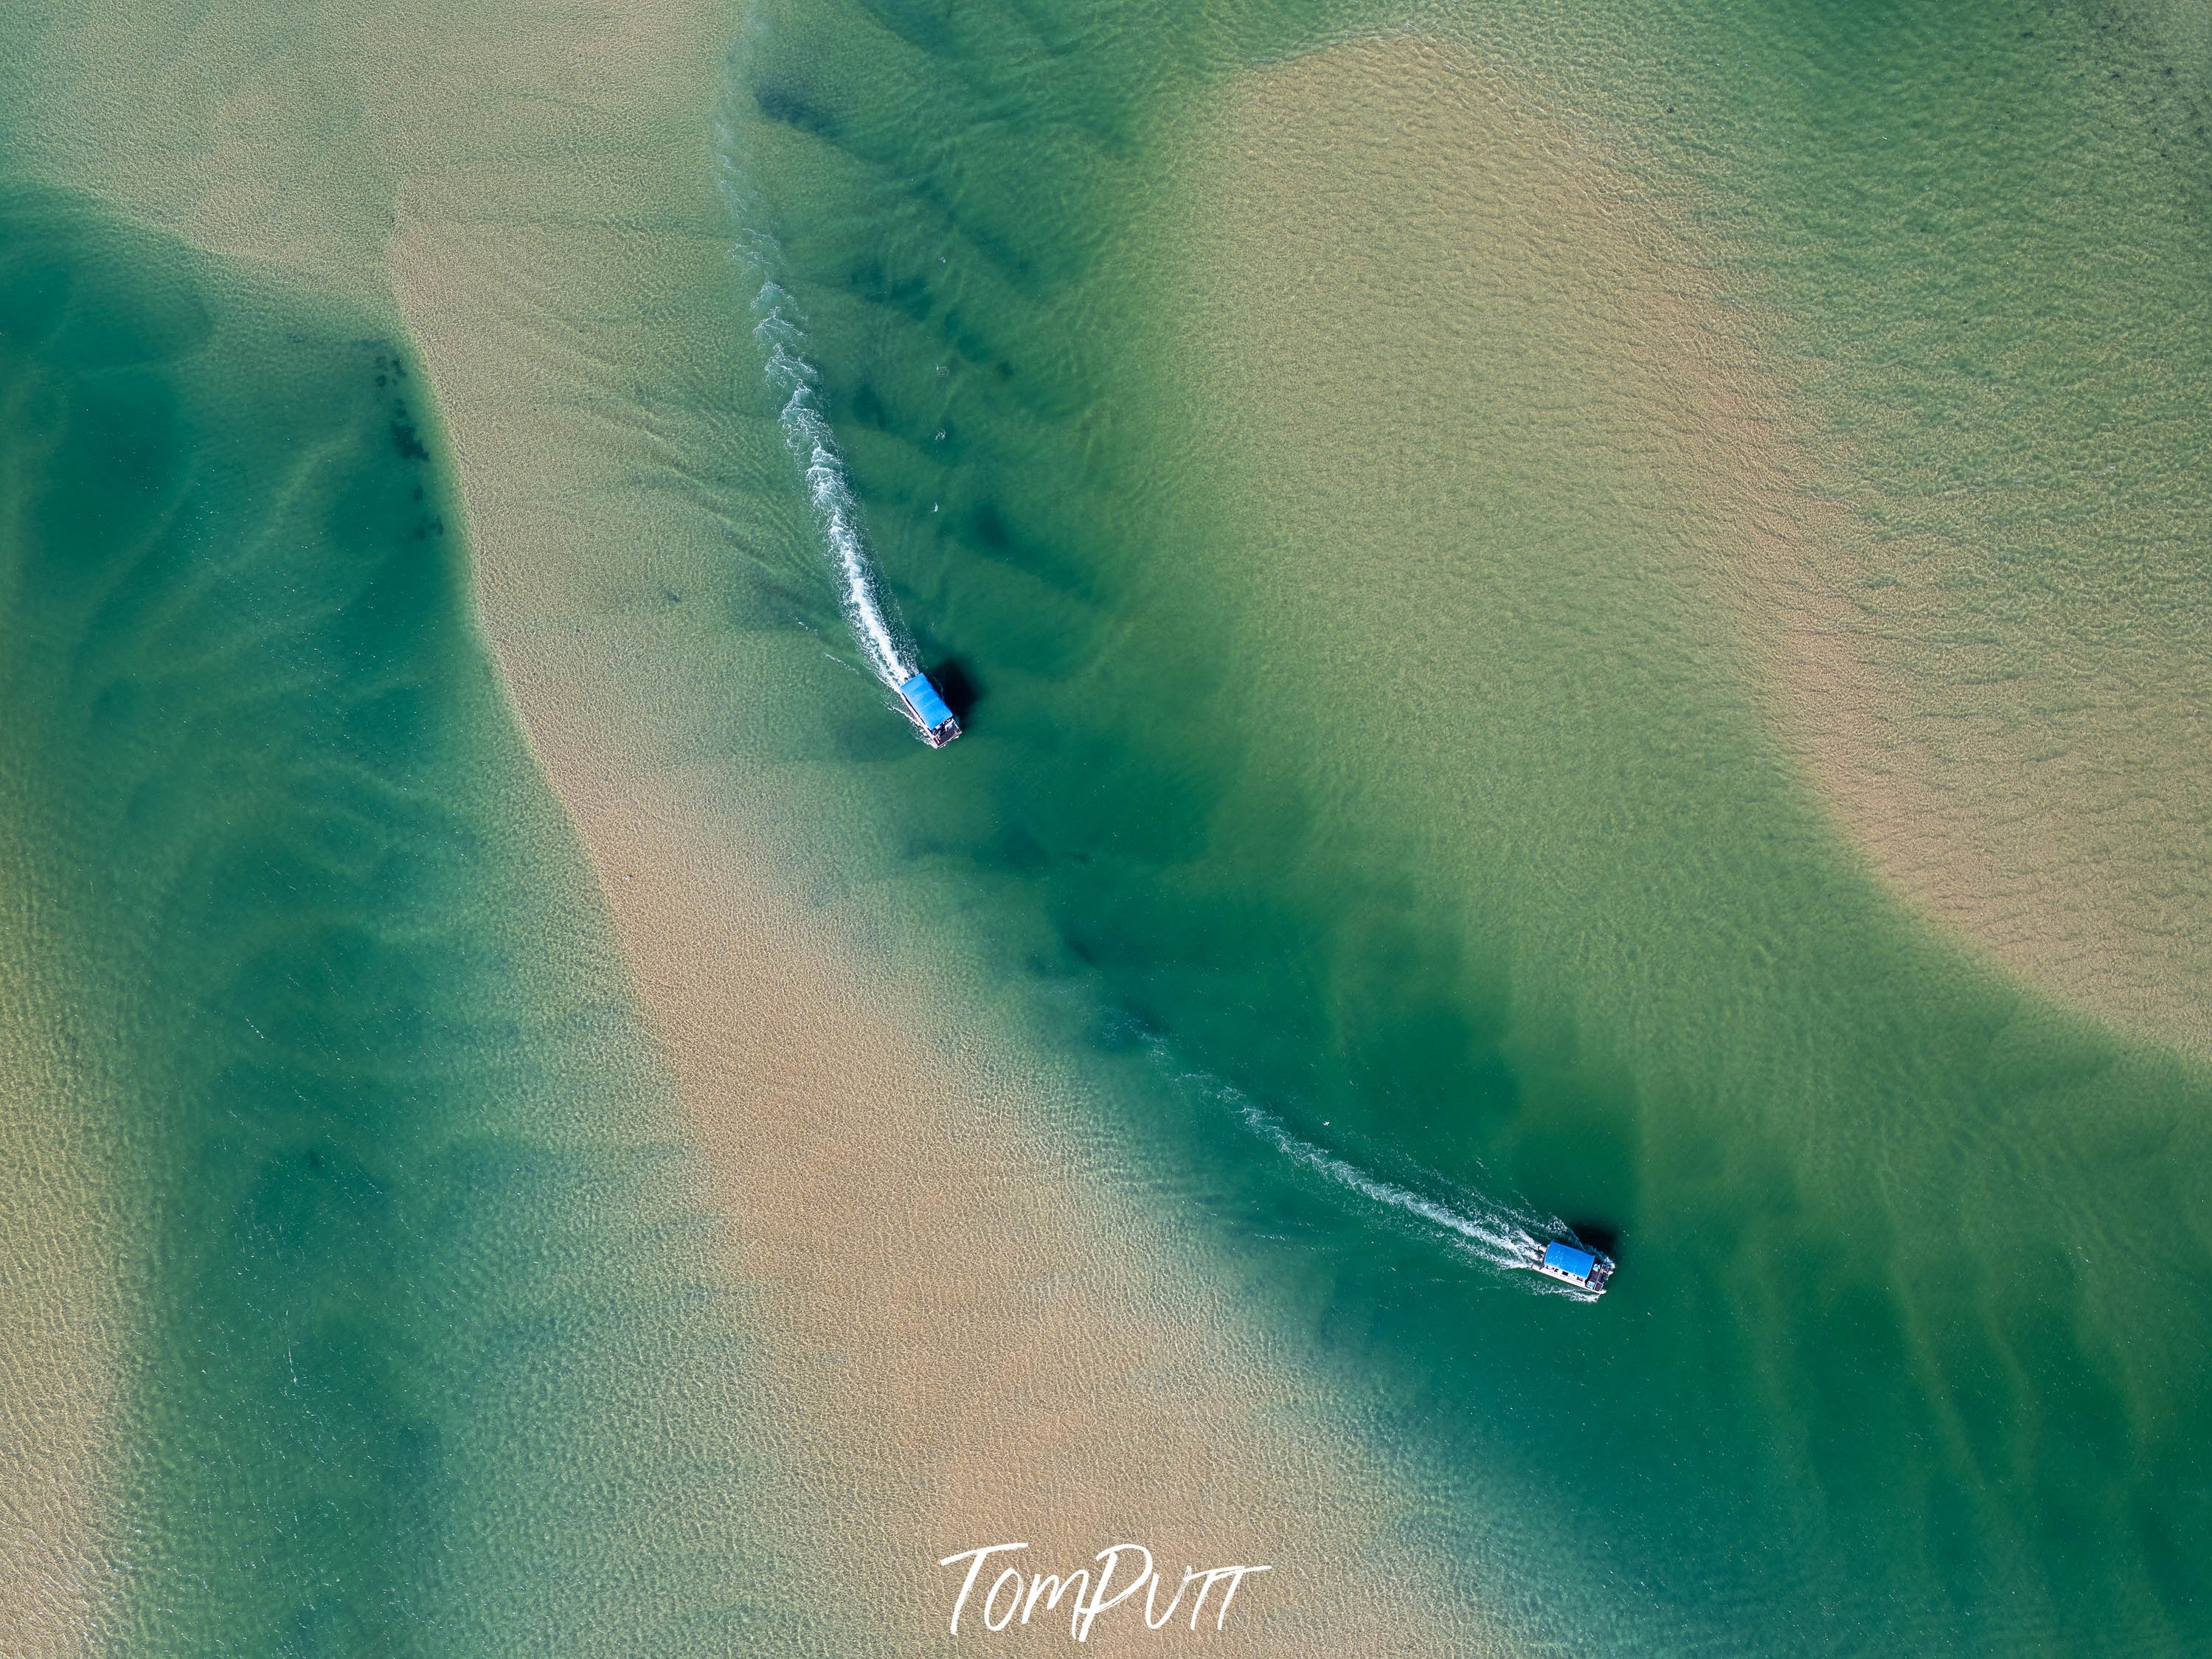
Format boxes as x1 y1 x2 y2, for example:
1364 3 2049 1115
722 0 2212 1650
0 187 773 1655
4 0 2209 1651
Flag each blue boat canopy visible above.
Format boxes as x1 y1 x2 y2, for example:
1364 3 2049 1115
1543 1242 1598 1281
899 672 955 730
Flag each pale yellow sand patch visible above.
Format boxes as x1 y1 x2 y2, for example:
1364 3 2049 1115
1165 29 1826 707
1159 35 1828 939
514 718 1504 1652
1173 30 2212 1070
1764 547 2212 1064
0 960 121 1658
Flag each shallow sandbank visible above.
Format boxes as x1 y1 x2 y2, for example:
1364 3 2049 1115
1 0 1521 1647
387 125 1507 1654
0 982 116 1658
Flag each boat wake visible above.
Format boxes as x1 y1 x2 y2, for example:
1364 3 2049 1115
718 128 920 700
718 121 1582 1278
1137 1028 1601 1298
752 288 920 691
1235 1103 1599 1298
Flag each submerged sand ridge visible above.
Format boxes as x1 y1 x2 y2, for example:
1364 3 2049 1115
530 746 1499 1652
1766 538 2212 1063
0 1 1521 1649
377 17 1528 1649
381 108 1508 1658
1174 29 2212 1073
1165 33 2212 1641
1753 402 2212 1065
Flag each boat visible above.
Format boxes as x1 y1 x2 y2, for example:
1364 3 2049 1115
898 671 962 747
1531 1238 1614 1295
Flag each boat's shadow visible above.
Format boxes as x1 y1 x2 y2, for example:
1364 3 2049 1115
1566 1220 1621 1258
929 656 981 724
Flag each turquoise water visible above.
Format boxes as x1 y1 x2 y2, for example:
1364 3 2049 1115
0 189 786 1655
3 0 2209 1649
715 0 2212 1651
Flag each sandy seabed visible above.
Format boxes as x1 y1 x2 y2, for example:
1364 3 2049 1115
12 1 2197 1645
378 49 1506 1649
0 3 1514 1650
0 972 119 1658
1171 27 2212 1078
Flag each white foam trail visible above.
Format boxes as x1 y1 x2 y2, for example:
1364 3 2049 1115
753 296 918 689
1134 1028 1592 1295
1235 1101 1599 1298
715 120 920 697
715 114 1587 1285
1238 1104 1530 1264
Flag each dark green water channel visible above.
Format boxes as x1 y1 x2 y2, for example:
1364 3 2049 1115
714 0 2212 1652
0 189 779 1656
